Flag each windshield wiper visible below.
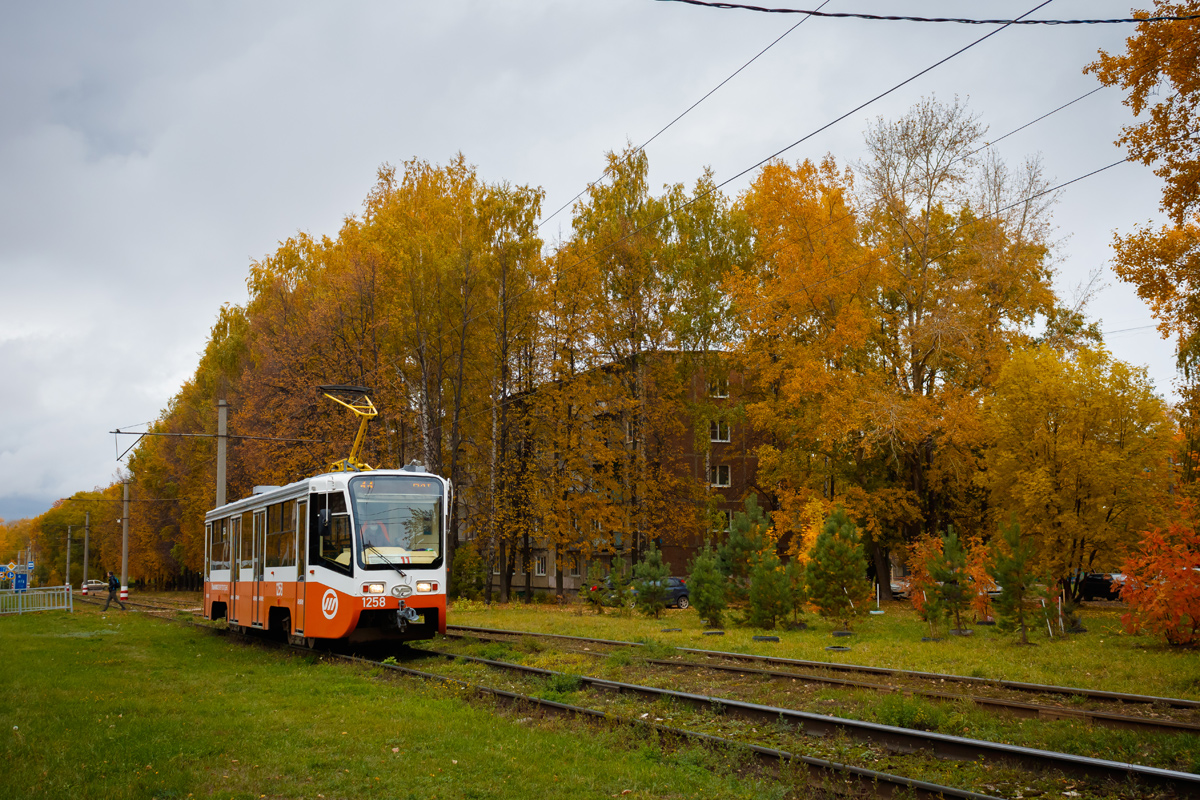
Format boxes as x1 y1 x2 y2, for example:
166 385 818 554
364 543 407 578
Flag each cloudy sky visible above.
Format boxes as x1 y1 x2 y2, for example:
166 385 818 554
0 1 1176 521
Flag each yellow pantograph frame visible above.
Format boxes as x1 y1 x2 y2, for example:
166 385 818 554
321 386 377 472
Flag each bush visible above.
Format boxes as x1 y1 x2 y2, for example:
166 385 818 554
449 541 487 600
583 561 608 614
688 539 727 628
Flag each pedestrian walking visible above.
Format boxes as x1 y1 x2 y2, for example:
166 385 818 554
103 571 126 611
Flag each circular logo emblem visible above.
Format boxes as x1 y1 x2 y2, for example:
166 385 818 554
321 589 339 620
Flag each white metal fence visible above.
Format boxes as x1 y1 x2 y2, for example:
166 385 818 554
0 585 74 615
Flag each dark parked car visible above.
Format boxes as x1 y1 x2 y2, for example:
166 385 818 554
641 576 689 609
590 576 690 609
1079 572 1125 601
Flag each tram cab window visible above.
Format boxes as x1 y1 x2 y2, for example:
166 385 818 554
310 492 352 575
349 476 444 570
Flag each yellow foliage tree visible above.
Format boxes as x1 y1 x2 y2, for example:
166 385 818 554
983 346 1173 594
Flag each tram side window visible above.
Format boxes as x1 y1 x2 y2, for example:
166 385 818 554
310 492 352 575
239 510 254 572
209 519 230 571
265 500 297 568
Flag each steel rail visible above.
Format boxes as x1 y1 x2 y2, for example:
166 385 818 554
95 603 1196 795
448 624 1200 710
336 652 1005 800
130 609 1002 800
638 657 1200 736
426 648 1200 795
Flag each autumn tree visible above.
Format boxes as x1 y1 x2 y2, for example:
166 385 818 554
984 345 1172 593
905 533 942 620
730 99 1062 589
963 534 998 622
857 98 1057 546
1087 3 1200 489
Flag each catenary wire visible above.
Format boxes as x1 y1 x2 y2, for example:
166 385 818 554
656 0 1200 25
363 0 1056 394
538 0 833 229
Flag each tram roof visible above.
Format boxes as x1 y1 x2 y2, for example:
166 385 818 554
205 467 443 521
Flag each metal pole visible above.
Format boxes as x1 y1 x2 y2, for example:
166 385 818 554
120 480 130 601
83 511 90 594
66 526 71 588
216 399 227 508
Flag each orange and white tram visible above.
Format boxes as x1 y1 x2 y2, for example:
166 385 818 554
202 464 449 645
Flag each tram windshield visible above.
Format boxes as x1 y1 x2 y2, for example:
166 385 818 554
349 475 443 569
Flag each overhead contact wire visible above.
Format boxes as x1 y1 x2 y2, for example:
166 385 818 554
656 0 1200 25
538 0 833 229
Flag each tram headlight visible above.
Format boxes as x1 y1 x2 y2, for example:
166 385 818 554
415 581 439 593
362 583 385 595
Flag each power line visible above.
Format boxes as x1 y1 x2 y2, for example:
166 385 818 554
110 429 328 444
538 0 833 229
374 0 1055 393
656 0 1200 25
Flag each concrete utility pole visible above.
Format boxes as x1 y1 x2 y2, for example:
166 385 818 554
216 399 228 507
83 511 90 591
66 526 71 588
120 480 130 601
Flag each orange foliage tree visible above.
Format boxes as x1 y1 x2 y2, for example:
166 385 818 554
1120 501 1200 646
905 533 942 620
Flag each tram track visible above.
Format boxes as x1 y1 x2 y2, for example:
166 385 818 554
416 646 1200 797
73 598 1200 797
445 624 1200 727
342 650 1010 800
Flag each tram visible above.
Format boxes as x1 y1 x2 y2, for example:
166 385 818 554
202 387 449 645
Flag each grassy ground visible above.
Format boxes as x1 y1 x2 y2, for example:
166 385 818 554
0 605 790 800
448 598 1200 700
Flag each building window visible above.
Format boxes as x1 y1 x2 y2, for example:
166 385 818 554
710 464 731 487
710 420 730 442
711 509 733 534
492 559 501 575
569 556 581 577
708 378 729 398
535 554 547 577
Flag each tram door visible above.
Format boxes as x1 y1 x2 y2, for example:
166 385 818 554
228 516 241 624
252 509 266 627
296 500 307 635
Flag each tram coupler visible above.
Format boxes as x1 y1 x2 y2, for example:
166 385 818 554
396 602 420 631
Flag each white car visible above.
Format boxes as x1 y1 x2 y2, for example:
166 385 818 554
82 579 107 592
